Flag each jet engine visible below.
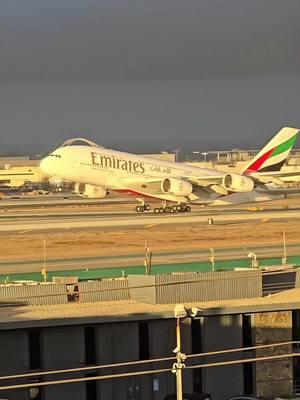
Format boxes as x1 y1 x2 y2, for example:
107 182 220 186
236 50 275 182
161 178 193 197
74 183 107 198
222 174 254 193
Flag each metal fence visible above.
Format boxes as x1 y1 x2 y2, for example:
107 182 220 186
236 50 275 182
78 279 130 303
3 266 298 307
129 270 262 304
0 283 68 306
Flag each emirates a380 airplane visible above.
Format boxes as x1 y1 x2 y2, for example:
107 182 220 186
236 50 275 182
40 127 299 213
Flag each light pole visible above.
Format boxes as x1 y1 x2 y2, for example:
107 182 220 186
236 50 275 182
144 241 152 275
282 231 287 266
173 305 187 400
248 251 258 269
209 247 215 272
172 305 202 399
41 239 48 282
201 152 209 162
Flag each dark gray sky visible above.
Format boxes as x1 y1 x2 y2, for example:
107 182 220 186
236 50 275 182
0 0 300 154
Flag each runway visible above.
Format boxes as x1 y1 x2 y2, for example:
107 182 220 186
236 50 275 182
0 206 299 233
0 192 299 210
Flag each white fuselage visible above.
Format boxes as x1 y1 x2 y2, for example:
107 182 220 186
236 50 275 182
41 145 222 201
40 144 286 205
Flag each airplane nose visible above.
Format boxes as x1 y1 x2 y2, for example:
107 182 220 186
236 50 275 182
40 157 53 176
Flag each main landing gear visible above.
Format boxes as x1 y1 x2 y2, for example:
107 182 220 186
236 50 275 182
136 204 151 213
153 204 191 214
135 199 191 214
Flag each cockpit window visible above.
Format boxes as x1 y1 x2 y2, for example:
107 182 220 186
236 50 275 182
49 154 62 158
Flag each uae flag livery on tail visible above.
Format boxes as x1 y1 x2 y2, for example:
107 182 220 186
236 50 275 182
243 127 299 175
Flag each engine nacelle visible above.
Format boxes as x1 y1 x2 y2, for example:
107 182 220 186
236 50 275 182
74 183 107 199
222 174 254 193
161 178 193 197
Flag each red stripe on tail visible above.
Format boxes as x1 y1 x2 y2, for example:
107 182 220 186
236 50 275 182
244 147 275 174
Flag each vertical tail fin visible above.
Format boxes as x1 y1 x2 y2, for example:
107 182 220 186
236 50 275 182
242 127 299 175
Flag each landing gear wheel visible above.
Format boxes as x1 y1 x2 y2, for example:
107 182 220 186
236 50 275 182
165 206 171 213
186 205 191 212
136 205 141 212
176 205 182 212
159 207 164 213
154 208 160 214
172 205 178 212
145 204 151 211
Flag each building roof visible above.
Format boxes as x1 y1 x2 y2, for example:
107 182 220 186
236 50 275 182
1 288 300 329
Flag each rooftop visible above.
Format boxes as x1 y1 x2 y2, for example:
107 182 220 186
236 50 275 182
1 287 300 330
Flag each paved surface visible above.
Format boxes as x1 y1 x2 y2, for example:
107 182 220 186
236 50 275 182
0 208 299 233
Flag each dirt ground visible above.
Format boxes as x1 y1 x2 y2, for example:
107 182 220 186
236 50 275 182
1 195 300 261
1 220 300 261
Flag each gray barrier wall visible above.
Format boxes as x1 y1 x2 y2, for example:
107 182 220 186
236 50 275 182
129 270 262 304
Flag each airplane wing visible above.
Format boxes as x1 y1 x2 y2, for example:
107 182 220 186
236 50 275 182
249 170 300 185
181 175 230 195
117 173 250 200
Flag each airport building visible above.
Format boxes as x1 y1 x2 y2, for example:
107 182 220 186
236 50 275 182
0 166 44 189
0 269 299 400
0 157 42 189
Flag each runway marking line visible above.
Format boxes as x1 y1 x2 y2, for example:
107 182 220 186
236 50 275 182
18 229 32 234
144 224 156 228
260 218 269 223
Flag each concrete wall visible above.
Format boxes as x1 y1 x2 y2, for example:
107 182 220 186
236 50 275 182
254 311 293 398
201 314 244 400
149 319 176 399
96 322 140 400
0 330 29 400
95 319 192 400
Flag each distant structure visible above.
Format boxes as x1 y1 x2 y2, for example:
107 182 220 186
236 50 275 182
0 157 43 189
189 148 300 164
188 148 300 183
